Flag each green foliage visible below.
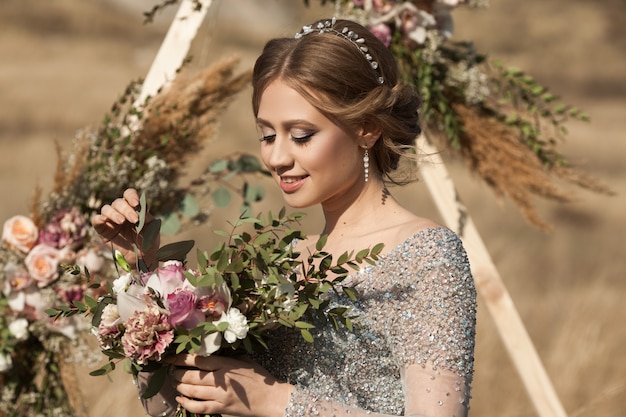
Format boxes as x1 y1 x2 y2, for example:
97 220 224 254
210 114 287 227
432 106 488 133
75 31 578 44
48 200 385 400
487 60 589 166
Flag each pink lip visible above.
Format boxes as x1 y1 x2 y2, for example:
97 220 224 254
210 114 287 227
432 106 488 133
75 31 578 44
279 176 308 193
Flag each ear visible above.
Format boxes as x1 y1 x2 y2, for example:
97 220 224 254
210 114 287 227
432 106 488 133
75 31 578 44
358 122 382 149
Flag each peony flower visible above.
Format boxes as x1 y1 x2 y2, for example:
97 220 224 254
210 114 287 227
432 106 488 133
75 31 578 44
122 305 174 365
24 244 62 287
2 215 38 253
9 318 29 340
166 288 203 329
216 308 249 344
370 23 392 47
0 352 13 372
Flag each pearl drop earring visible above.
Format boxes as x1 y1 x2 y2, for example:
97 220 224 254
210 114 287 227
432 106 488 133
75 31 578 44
363 147 369 182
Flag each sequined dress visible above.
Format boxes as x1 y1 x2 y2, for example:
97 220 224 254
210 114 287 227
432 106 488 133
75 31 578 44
253 227 477 417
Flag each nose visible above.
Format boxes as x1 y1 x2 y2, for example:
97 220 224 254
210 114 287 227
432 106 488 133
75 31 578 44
265 135 294 172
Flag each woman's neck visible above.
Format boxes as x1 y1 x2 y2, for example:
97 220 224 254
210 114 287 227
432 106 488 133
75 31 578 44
321 181 397 239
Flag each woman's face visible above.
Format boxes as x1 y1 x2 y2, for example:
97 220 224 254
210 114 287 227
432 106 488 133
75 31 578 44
256 80 364 210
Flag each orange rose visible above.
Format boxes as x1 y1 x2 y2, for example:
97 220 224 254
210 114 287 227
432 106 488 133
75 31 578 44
2 215 39 253
24 244 61 287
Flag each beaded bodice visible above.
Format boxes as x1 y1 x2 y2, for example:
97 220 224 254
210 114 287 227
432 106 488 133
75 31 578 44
254 227 477 416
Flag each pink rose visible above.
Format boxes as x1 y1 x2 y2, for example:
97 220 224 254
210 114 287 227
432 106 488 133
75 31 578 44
2 215 39 253
145 260 186 298
166 288 203 329
370 23 392 47
24 244 62 287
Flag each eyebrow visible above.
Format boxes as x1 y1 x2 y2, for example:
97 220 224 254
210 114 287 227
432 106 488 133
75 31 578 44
256 118 317 130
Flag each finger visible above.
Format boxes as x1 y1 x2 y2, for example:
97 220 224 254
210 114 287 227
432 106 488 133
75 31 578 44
171 367 215 386
99 204 127 225
110 198 139 224
175 395 222 416
123 188 141 208
124 188 156 223
167 354 222 371
91 211 127 241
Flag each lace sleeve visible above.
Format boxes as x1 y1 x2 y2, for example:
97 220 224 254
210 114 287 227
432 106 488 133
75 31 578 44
379 227 476 416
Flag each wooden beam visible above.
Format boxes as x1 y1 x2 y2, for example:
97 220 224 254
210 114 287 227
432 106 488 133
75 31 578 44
416 134 568 417
135 0 214 107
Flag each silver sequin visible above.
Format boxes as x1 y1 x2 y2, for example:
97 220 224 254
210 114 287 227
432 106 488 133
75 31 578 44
254 228 477 416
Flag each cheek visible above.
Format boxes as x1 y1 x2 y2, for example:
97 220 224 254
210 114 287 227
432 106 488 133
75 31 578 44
259 146 273 170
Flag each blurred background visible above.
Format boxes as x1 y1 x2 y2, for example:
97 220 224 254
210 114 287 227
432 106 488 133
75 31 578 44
0 0 624 416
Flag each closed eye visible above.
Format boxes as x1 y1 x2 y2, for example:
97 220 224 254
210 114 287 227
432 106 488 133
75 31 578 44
259 134 276 143
291 132 315 144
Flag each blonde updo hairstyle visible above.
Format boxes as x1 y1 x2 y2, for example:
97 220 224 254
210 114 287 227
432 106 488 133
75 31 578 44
252 18 422 184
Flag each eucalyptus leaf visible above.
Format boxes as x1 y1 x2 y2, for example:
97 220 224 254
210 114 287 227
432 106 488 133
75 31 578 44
208 159 229 173
181 194 199 217
159 213 180 235
213 187 231 208
135 192 148 233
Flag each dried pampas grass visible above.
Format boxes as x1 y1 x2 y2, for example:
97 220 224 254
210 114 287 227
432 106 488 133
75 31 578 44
137 55 252 170
430 103 614 230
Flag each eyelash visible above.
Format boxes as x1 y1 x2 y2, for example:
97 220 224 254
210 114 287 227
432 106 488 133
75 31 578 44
259 132 315 144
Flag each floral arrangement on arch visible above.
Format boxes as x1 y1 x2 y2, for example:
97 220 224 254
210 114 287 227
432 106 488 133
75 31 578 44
0 57 258 417
0 209 113 417
311 0 612 228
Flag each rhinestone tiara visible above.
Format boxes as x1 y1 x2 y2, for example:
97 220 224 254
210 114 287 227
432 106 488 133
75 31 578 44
294 17 384 85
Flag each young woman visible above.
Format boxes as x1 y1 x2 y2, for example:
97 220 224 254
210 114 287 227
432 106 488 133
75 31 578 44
93 18 476 417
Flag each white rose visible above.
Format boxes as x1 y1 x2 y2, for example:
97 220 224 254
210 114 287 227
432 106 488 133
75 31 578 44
0 352 12 372
112 273 132 294
8 318 29 340
2 215 38 253
216 308 249 344
76 248 105 273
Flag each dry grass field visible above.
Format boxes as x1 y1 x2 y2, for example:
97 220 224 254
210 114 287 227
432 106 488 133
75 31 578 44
0 1 624 416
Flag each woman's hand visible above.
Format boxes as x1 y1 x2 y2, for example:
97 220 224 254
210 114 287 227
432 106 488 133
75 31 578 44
91 188 159 269
168 354 293 417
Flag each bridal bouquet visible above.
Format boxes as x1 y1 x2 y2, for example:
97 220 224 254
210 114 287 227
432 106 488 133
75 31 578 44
48 202 383 414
